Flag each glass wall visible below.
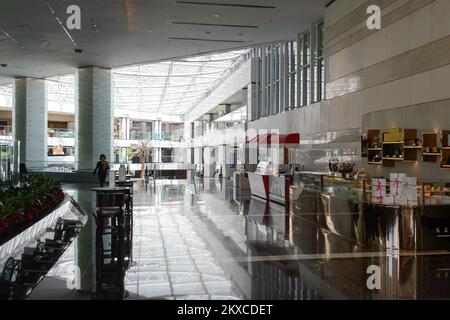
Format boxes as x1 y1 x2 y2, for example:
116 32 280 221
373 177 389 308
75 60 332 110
252 20 324 119
287 41 298 110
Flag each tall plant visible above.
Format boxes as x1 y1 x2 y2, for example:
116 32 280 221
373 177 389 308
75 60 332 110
132 141 151 178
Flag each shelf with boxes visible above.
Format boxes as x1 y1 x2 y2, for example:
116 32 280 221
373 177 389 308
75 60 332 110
362 128 418 167
441 130 450 169
422 132 440 162
363 130 383 165
362 127 450 169
381 128 405 167
403 129 422 162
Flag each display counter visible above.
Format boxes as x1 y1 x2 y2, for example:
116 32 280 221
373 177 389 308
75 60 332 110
233 171 251 201
248 172 293 205
246 132 301 206
290 172 450 252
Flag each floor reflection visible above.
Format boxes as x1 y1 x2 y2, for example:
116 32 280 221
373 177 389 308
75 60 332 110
28 178 450 300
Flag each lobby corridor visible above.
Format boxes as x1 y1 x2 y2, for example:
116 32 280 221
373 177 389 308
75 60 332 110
27 178 450 300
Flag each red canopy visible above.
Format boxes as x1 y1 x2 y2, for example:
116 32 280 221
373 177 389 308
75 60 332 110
248 133 300 145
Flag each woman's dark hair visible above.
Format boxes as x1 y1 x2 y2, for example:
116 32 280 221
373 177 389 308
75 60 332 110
99 154 106 160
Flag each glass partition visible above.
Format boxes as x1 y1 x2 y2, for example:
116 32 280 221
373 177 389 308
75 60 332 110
0 140 20 187
293 171 450 208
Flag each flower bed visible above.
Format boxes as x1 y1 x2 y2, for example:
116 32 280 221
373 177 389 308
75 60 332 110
0 174 65 245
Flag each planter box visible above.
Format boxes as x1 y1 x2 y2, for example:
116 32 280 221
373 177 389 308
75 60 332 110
0 195 87 267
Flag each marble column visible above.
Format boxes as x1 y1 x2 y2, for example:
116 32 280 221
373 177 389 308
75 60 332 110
246 83 258 122
76 67 113 171
119 117 129 140
152 120 162 162
75 190 97 293
13 77 48 170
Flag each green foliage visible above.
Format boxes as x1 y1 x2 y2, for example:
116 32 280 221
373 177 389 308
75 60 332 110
0 174 64 238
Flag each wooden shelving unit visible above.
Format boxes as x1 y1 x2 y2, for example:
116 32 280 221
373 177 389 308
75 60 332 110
365 130 382 165
382 129 404 167
403 129 421 162
422 132 440 162
363 127 450 169
441 130 450 169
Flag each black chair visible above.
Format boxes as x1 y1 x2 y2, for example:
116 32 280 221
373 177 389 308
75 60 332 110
45 218 83 250
0 257 21 300
20 240 57 272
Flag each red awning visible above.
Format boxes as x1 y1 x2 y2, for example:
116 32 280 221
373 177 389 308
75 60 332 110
247 133 300 145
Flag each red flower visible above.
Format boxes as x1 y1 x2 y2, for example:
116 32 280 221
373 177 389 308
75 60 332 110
1 222 9 232
27 213 33 221
7 213 21 223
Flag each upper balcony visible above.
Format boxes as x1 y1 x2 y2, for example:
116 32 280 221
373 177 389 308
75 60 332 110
129 131 184 142
48 128 75 138
0 126 12 140
48 128 75 147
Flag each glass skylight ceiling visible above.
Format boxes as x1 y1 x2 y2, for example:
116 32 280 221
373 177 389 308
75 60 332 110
47 74 75 113
0 76 75 113
0 49 250 116
113 49 250 116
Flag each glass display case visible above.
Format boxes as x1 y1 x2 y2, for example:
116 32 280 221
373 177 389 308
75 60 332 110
290 171 450 252
293 171 365 203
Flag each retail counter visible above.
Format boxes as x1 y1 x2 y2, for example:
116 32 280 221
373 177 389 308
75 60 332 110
233 171 251 201
248 172 293 205
290 172 450 252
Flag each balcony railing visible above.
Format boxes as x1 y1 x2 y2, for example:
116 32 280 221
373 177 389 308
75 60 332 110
129 131 184 142
48 128 75 138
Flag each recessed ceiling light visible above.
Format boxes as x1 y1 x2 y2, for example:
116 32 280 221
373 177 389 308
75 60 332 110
92 23 102 32
145 29 153 33
213 14 221 18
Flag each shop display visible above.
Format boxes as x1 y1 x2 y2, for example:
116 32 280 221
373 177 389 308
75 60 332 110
422 132 440 162
292 172 450 252
363 128 450 167
441 130 450 169
384 128 404 142
372 178 386 204
328 159 355 176
247 132 300 205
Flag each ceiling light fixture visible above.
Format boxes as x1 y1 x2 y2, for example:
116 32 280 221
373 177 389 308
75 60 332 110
92 23 101 32
213 14 221 18
172 21 258 28
168 37 246 43
176 1 276 9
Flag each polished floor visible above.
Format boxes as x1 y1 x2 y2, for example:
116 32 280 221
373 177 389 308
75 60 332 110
29 178 450 300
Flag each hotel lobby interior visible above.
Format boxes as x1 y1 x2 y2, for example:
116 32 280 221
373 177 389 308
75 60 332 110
0 0 450 303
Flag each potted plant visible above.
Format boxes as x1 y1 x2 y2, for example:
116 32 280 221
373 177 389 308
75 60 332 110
132 141 151 178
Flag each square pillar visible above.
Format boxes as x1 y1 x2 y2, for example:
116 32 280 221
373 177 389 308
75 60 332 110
76 67 113 171
13 77 48 170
